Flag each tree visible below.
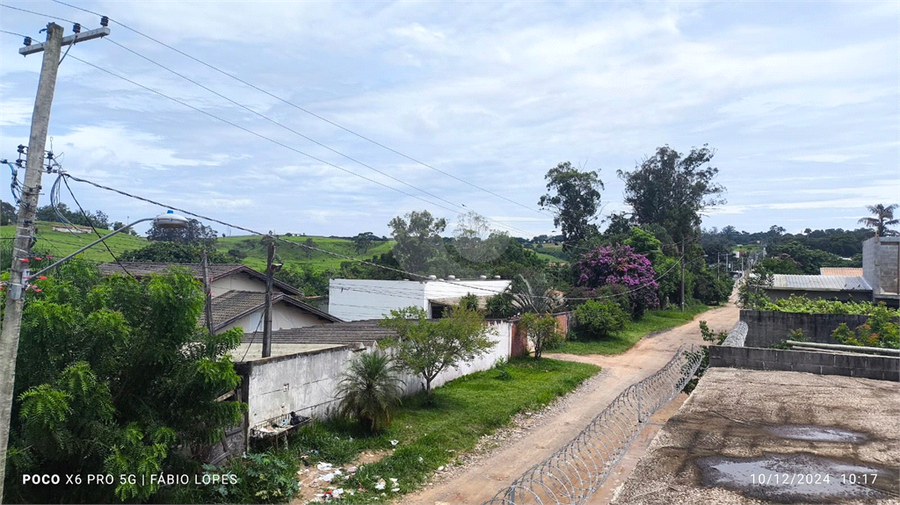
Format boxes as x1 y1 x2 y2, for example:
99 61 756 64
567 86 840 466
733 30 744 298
538 162 604 251
618 145 725 246
352 232 377 255
576 245 659 319
518 312 563 359
1 200 15 225
378 306 496 397
336 351 403 432
858 204 899 237
5 261 244 503
452 211 510 264
146 218 218 247
510 273 565 315
737 263 773 309
388 210 449 276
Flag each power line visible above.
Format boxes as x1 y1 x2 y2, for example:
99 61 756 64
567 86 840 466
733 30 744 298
63 53 542 238
50 0 549 218
0 3 77 25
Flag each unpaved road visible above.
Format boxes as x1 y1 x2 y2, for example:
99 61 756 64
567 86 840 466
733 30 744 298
398 299 739 505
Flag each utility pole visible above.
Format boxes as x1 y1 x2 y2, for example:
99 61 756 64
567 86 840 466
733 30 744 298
201 249 215 337
262 239 275 358
680 253 685 313
0 23 108 502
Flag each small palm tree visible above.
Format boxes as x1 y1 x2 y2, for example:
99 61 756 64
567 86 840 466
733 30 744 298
337 351 403 433
858 204 899 236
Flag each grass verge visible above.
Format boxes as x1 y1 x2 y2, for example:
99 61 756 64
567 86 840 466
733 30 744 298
549 304 711 355
258 357 598 504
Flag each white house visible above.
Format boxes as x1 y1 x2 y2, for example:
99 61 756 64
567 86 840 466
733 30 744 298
328 277 512 321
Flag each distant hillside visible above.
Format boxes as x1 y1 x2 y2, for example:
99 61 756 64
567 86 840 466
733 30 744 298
0 221 149 263
216 235 396 272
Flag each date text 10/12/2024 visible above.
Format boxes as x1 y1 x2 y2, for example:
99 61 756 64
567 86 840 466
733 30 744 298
751 473 878 486
21 473 238 487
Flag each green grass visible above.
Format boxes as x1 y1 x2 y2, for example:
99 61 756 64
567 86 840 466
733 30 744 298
549 304 711 355
1 221 149 263
216 234 396 272
281 358 599 503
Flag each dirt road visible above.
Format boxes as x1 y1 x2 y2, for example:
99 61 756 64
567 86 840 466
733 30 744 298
398 300 739 505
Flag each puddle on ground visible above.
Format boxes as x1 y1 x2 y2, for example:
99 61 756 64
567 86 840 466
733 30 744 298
765 425 868 443
696 452 899 503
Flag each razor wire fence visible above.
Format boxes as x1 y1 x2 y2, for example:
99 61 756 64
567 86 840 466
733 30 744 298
482 345 703 505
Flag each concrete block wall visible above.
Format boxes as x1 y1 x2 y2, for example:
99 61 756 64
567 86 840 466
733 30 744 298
709 346 899 381
741 310 870 347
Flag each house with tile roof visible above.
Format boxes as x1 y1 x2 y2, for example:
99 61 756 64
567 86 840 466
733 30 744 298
99 262 341 334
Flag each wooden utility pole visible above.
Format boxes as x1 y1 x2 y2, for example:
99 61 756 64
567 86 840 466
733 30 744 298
0 23 108 502
201 249 215 337
262 239 275 358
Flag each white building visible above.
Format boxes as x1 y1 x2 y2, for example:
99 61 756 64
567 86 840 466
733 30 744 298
328 277 512 321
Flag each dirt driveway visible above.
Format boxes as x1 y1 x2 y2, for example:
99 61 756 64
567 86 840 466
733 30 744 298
397 300 739 505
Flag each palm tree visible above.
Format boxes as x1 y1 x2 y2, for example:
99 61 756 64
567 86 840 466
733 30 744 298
337 351 403 433
858 204 899 237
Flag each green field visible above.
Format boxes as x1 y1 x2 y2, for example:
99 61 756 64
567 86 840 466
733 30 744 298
0 223 399 274
216 234 397 272
1 221 149 263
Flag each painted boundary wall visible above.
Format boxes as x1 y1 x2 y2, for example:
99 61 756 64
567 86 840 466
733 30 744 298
228 320 514 454
741 310 870 347
709 346 899 381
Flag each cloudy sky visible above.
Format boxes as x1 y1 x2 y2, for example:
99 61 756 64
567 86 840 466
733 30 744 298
1 1 897 240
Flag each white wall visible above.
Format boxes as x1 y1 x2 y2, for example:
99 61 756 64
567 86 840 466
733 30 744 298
328 278 512 321
329 279 427 321
244 346 358 428
243 321 514 427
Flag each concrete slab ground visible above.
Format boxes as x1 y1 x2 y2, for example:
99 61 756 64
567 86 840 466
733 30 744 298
611 368 900 505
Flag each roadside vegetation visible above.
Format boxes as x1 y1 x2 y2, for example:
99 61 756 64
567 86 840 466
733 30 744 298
173 358 599 504
551 304 710 355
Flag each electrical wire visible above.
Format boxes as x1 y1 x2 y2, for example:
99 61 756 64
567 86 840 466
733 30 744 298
65 54 476 221
5 2 544 236
0 3 77 25
0 28 29 38
60 174 133 277
50 0 550 218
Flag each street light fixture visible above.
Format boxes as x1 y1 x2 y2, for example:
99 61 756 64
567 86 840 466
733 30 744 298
25 210 189 280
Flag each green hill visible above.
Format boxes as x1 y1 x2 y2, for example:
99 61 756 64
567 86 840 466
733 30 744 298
1 221 150 263
216 235 396 272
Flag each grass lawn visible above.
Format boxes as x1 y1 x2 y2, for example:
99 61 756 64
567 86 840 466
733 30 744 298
283 358 599 503
549 304 711 355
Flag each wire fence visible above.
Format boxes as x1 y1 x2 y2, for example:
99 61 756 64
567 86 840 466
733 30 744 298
482 346 703 505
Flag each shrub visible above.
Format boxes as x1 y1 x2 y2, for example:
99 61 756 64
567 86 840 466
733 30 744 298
337 351 403 432
573 299 628 340
519 313 564 359
831 304 899 349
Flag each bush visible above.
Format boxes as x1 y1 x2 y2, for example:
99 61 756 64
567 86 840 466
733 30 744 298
573 300 628 340
831 304 899 349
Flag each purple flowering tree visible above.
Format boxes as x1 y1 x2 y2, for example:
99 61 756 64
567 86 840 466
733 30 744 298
576 245 659 318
